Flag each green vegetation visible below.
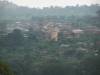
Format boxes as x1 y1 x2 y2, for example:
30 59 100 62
0 1 100 75
0 60 14 75
0 1 100 20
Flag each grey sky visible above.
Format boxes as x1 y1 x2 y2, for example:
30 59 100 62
8 0 100 8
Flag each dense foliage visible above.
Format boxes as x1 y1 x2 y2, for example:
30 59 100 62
0 1 100 75
0 1 100 20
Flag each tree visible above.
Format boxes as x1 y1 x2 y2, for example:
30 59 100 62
0 60 14 75
0 21 7 36
96 10 100 17
81 55 100 75
0 21 7 49
6 29 24 49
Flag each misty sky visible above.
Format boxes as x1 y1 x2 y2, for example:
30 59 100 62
8 0 100 8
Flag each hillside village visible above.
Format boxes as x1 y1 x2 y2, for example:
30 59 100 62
0 1 100 75
5 20 100 42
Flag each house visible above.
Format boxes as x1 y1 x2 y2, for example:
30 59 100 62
72 29 84 38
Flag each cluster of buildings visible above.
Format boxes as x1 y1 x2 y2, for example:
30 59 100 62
5 20 100 41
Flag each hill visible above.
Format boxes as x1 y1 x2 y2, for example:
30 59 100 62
0 1 100 20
